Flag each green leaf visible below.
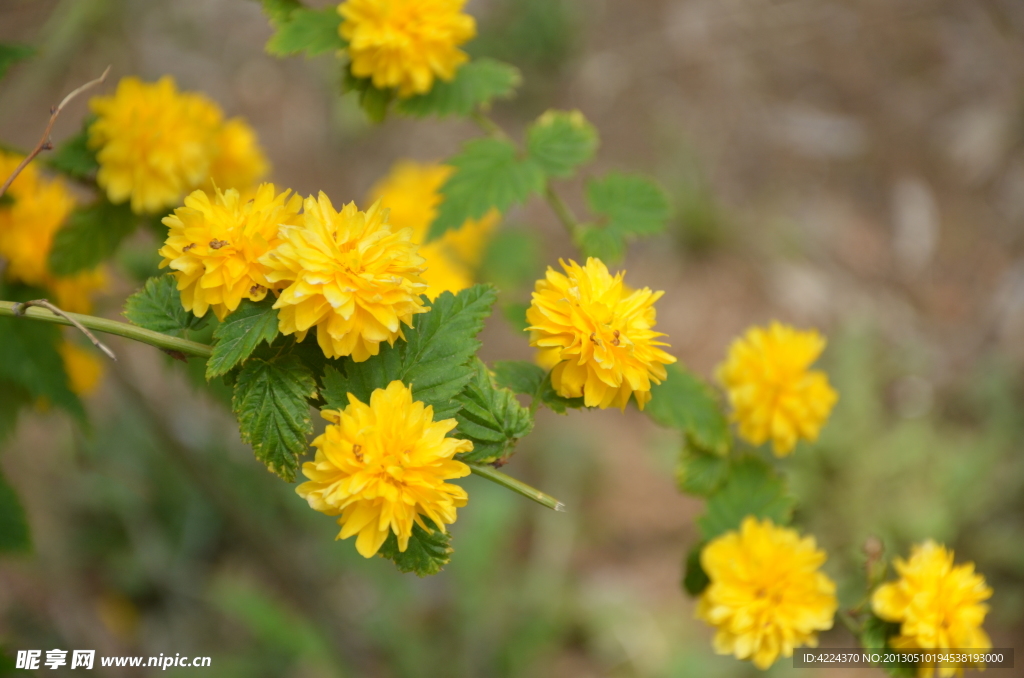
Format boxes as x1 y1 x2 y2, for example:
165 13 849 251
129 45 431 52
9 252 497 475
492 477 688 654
697 457 795 541
860 615 916 677
645 363 731 456
576 225 625 264
492 359 582 414
48 199 137 276
526 109 598 178
682 543 709 596
428 139 545 240
266 6 345 57
675 447 730 497
322 285 497 420
0 469 30 553
47 125 98 179
396 58 521 118
454 358 533 464
259 0 302 25
206 298 280 379
232 355 317 481
377 517 452 576
124 275 208 336
0 43 33 81
480 228 540 291
586 172 671 236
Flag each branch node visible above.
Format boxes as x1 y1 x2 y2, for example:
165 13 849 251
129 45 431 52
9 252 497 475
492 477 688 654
13 299 117 362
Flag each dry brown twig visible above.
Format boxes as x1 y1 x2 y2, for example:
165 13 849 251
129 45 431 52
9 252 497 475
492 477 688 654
0 65 111 198
12 298 117 361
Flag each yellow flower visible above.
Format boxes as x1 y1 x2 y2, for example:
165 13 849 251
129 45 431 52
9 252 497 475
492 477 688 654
58 340 103 396
339 0 476 98
296 380 472 558
49 268 108 315
872 541 992 678
262 193 428 361
526 257 676 410
207 117 270 193
717 322 838 456
158 184 302 321
697 517 838 670
367 160 497 300
0 151 76 287
89 76 223 214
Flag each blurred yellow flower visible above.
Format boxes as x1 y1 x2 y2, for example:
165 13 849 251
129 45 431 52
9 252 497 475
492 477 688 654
526 257 676 410
207 117 270 193
49 268 108 315
367 160 497 300
717 322 837 456
262 193 428 360
296 380 471 558
159 184 301 321
58 340 103 396
339 0 476 97
0 151 76 287
697 517 837 670
872 541 992 678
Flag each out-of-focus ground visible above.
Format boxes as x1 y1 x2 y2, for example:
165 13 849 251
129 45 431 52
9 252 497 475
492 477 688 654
1 0 1023 676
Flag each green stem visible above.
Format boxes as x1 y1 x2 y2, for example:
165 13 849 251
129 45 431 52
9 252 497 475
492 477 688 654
469 109 509 140
468 462 565 512
0 301 213 358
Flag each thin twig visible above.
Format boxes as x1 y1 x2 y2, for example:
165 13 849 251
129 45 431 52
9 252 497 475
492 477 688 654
0 65 111 198
12 299 117 361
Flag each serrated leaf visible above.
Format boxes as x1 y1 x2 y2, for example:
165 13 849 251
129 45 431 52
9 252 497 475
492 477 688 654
645 363 731 456
232 355 317 481
697 457 795 540
576 225 625 264
0 43 33 81
48 199 137 276
526 110 598 178
675 447 730 496
492 359 582 414
206 298 280 379
454 358 533 464
428 139 545 240
682 543 709 596
377 517 452 576
266 6 345 57
259 0 302 25
47 124 98 179
396 58 521 118
585 172 671 253
321 285 497 420
0 469 30 553
124 275 208 336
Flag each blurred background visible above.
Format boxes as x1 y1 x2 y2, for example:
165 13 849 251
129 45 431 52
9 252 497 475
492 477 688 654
2 0 1024 675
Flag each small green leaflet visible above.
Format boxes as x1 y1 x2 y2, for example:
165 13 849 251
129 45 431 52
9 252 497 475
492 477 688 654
124 275 208 336
860 615 916 677
321 285 498 420
206 298 280 379
232 355 317 482
342 67 393 123
675 447 730 497
697 457 795 541
0 469 30 554
259 0 302 25
48 199 137 276
396 58 521 118
579 172 671 263
491 360 583 414
266 6 345 57
644 363 731 456
428 139 545 240
526 110 598 178
682 543 709 596
0 43 33 81
378 517 452 576
454 358 533 464
47 125 98 179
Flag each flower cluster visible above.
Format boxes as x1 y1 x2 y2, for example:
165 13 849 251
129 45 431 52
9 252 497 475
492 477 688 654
339 0 476 97
296 380 472 558
697 517 838 669
717 321 838 456
0 151 106 314
89 76 268 214
872 541 992 677
367 160 496 300
526 258 676 410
